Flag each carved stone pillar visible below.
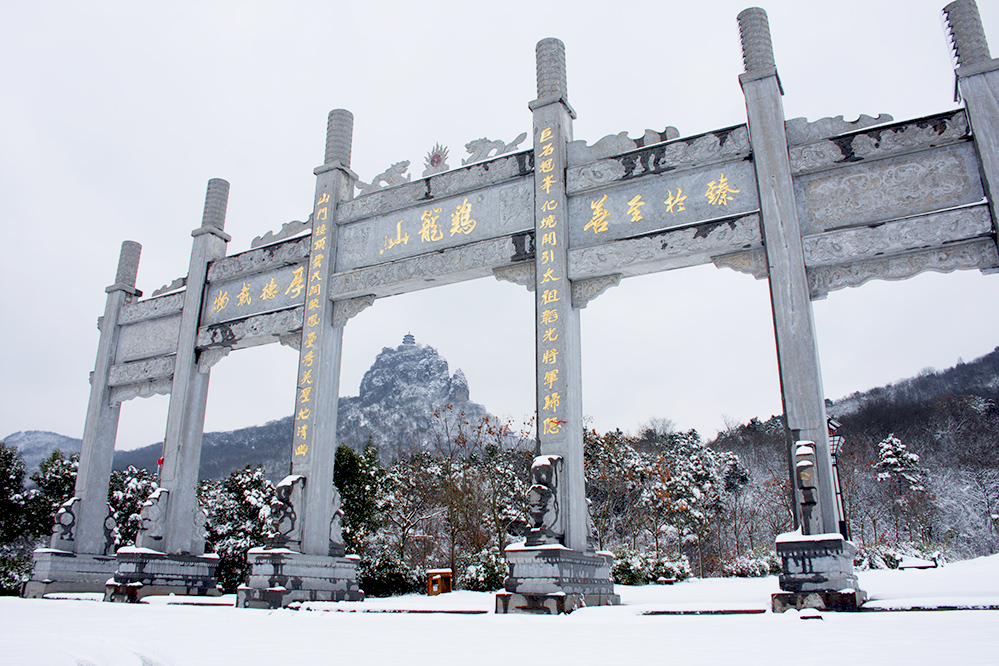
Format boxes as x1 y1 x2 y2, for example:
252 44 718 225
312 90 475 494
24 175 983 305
497 39 618 615
22 242 141 597
737 7 863 611
945 0 999 240
237 110 365 609
157 178 231 556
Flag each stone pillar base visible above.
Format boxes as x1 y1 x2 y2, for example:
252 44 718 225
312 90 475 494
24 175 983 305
495 544 619 614
773 533 866 612
772 589 867 613
105 547 220 602
235 548 364 609
22 549 118 598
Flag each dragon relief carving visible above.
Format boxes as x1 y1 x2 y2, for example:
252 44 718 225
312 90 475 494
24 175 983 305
463 133 528 165
355 161 412 195
784 114 893 146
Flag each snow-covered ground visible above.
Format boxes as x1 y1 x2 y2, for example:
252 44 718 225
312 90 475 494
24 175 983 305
3 555 997 665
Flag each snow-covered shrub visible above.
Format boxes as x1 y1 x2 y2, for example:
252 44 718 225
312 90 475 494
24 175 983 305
612 548 691 584
459 547 506 591
358 547 423 597
721 550 780 577
853 541 942 570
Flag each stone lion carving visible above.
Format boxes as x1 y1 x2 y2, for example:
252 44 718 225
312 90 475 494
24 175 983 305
135 488 169 548
50 497 80 550
355 161 411 195
526 454 563 546
265 475 305 548
329 487 345 557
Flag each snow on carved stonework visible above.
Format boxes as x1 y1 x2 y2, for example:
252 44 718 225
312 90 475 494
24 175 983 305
355 161 412 195
463 133 528 165
207 236 311 284
251 216 313 249
785 114 893 146
110 378 172 404
567 127 680 166
332 294 376 327
151 277 187 297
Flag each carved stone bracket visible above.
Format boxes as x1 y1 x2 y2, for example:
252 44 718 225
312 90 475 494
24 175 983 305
109 378 173 405
197 346 230 374
332 294 377 327
493 263 535 292
279 335 301 352
713 249 769 280
571 274 622 309
355 161 411 195
197 307 304 350
808 240 999 299
463 133 528 165
251 216 313 249
151 277 187 297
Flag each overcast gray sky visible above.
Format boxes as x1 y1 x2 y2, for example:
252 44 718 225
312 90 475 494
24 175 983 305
2 1 998 450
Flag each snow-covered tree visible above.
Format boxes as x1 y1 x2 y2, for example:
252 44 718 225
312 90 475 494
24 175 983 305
199 465 275 593
107 466 158 549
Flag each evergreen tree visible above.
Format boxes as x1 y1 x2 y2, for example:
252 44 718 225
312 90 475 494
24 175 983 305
199 465 275 593
107 466 158 549
334 442 386 555
29 450 79 519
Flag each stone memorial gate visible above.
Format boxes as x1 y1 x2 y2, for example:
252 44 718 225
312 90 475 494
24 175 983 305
25 1 999 614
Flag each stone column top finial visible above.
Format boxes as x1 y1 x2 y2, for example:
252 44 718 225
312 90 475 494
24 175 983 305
943 0 992 68
325 109 354 168
106 240 142 295
738 7 776 74
201 178 230 230
192 178 232 241
536 38 567 100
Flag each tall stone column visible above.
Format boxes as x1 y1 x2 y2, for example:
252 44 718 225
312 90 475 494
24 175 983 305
23 242 141 597
496 39 618 615
738 8 863 611
155 178 231 555
945 0 999 238
237 110 366 608
106 180 230 602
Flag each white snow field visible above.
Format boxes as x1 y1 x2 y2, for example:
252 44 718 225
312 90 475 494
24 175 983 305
2 555 997 666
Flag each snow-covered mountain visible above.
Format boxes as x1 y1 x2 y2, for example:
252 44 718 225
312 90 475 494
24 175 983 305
2 430 82 476
336 336 491 461
5 336 494 480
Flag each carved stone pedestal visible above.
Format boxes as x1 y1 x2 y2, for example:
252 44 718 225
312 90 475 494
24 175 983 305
495 544 619 614
22 549 118 598
236 549 364 609
104 547 220 602
771 533 866 612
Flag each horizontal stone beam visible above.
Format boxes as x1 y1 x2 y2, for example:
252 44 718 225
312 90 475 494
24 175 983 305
118 292 184 326
196 306 304 351
328 231 535 300
206 235 310 284
803 203 993 267
808 238 999 299
107 355 176 387
338 151 533 224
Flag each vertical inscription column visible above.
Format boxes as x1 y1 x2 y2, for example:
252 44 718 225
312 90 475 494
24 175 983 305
944 1 999 238
71 241 142 555
529 39 587 551
737 9 837 534
289 109 357 557
159 179 231 555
